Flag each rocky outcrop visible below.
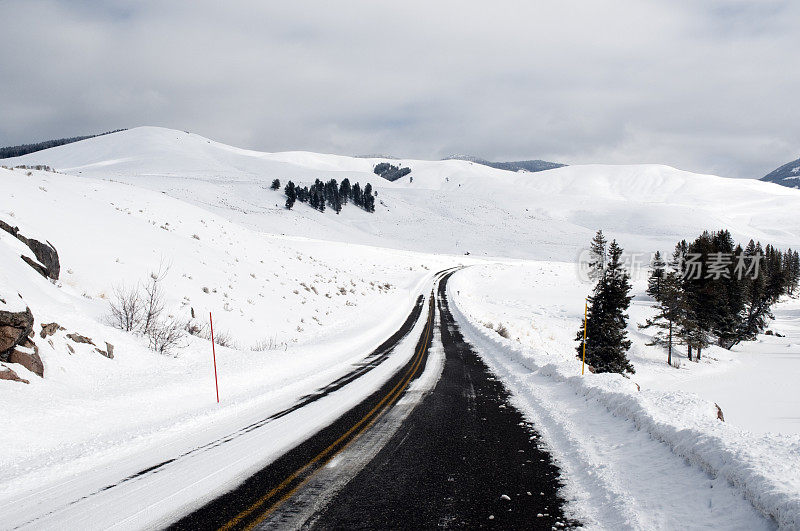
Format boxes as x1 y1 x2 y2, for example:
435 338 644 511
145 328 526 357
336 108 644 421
7 338 43 377
0 219 60 280
0 365 29 384
0 307 34 358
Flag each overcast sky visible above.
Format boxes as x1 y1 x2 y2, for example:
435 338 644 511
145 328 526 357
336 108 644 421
1 0 798 178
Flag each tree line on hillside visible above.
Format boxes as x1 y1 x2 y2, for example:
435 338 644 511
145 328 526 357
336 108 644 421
270 178 376 213
0 129 127 159
575 229 799 374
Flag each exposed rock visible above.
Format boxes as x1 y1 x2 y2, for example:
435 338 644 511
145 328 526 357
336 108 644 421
95 342 114 359
40 322 65 339
66 333 95 345
8 338 43 377
0 307 34 357
0 365 29 384
715 403 725 422
21 255 49 278
0 219 60 280
66 344 74 354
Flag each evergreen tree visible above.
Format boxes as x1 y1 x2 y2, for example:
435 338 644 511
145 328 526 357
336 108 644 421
270 178 281 190
646 251 666 299
587 230 607 281
352 183 363 206
639 270 684 366
733 241 773 345
363 183 375 212
339 178 351 204
791 250 800 295
576 240 635 374
284 181 296 209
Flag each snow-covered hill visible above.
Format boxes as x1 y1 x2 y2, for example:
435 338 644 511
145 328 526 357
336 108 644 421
8 126 800 261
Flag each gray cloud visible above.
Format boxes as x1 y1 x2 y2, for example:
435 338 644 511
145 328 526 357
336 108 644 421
1 0 798 178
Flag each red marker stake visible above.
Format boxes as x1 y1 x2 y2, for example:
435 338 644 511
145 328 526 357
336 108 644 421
209 312 220 403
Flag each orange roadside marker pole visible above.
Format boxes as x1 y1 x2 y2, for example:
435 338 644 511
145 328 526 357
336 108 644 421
582 299 588 375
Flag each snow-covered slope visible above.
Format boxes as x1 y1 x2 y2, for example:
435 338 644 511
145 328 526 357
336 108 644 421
8 126 800 260
0 164 459 501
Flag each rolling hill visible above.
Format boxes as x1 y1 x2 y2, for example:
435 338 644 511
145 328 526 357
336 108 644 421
6 126 800 261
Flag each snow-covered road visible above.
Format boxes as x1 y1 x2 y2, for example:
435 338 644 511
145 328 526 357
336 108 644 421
0 278 440 530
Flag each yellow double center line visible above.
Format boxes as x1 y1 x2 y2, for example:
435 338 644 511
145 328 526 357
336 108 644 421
221 294 436 531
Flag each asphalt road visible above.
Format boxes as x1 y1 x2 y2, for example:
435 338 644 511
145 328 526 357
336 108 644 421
172 270 575 530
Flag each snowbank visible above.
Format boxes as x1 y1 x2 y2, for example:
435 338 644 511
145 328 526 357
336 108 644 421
449 267 800 529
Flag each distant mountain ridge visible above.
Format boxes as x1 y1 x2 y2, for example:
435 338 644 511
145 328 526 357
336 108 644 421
760 157 800 189
444 155 565 173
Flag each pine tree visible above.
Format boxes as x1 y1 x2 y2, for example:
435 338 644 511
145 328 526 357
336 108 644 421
646 251 666 299
791 250 800 295
339 178 351 204
734 241 773 345
352 183 363 206
587 230 607 281
270 179 281 190
364 183 375 212
576 240 635 374
284 181 296 209
639 270 683 366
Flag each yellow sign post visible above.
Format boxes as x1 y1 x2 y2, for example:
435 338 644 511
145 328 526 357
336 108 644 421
582 299 588 375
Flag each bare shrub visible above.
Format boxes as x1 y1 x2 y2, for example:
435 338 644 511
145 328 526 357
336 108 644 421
107 283 143 332
496 323 510 339
148 318 186 356
212 329 236 348
185 319 208 337
251 336 287 351
142 265 168 335
106 261 186 356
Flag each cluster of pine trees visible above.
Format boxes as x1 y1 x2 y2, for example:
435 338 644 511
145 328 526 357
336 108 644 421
576 231 635 374
277 178 376 213
641 230 800 366
373 162 411 182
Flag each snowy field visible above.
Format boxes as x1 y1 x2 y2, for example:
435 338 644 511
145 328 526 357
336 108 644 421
0 166 462 511
3 127 800 528
449 262 800 528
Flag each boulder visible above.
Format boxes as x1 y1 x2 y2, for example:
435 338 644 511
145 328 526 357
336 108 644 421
0 219 60 280
40 322 65 339
0 365 29 384
0 307 34 357
7 338 43 377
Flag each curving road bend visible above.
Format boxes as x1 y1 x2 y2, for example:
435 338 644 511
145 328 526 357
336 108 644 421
176 270 575 530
